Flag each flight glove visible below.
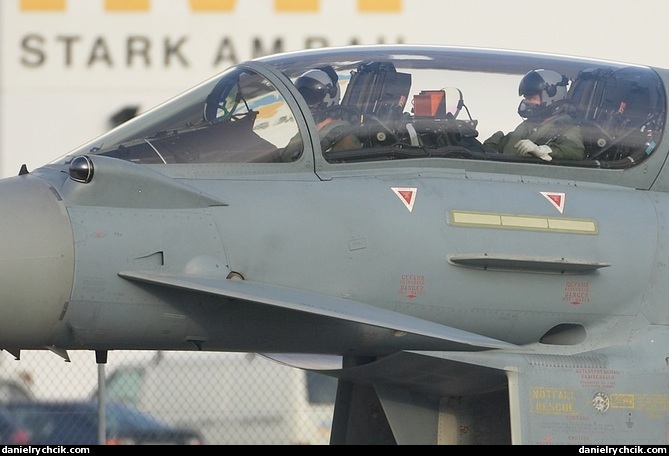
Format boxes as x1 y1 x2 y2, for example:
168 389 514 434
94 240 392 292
514 139 553 161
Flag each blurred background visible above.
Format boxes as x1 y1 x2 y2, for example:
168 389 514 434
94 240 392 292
1 0 667 445
0 350 336 444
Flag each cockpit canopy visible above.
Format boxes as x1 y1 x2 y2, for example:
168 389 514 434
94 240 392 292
57 46 666 170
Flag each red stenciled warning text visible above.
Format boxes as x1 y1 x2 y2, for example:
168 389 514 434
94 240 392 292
398 274 425 297
563 281 589 304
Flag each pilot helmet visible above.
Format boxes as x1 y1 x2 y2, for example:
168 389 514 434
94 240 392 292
517 69 570 120
294 67 340 113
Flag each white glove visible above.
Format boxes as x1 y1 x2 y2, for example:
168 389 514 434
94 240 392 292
514 139 553 162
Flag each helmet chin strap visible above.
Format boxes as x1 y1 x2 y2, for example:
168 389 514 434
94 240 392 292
311 104 330 123
517 99 542 119
518 99 563 120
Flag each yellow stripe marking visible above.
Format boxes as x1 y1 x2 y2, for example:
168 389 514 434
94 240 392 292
20 0 65 11
19 0 404 13
105 0 150 11
500 215 548 229
359 0 402 12
450 210 598 234
275 0 319 12
190 0 236 11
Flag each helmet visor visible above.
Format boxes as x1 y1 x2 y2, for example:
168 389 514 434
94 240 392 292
518 71 545 97
297 85 326 107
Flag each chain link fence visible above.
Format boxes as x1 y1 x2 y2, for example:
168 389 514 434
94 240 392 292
0 350 336 445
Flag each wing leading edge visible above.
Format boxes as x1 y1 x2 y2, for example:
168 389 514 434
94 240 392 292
118 270 518 351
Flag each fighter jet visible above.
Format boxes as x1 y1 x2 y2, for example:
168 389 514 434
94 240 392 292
1 44 667 445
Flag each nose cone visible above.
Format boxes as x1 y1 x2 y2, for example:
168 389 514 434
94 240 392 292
0 174 74 349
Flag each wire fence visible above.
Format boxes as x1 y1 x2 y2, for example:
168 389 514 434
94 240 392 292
0 350 336 445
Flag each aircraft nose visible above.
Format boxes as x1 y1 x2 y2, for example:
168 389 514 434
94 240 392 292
0 174 74 349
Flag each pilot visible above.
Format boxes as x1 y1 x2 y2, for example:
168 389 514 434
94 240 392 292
281 66 362 162
484 69 585 161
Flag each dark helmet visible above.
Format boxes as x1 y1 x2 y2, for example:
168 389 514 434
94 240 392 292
294 66 340 113
517 69 570 119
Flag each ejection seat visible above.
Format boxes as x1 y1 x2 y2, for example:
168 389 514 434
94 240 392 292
566 66 665 167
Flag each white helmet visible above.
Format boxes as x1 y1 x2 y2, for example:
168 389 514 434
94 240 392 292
517 69 570 119
294 67 340 112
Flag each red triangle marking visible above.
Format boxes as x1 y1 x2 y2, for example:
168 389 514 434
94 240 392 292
391 187 417 212
547 194 562 206
398 191 413 205
540 191 565 213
